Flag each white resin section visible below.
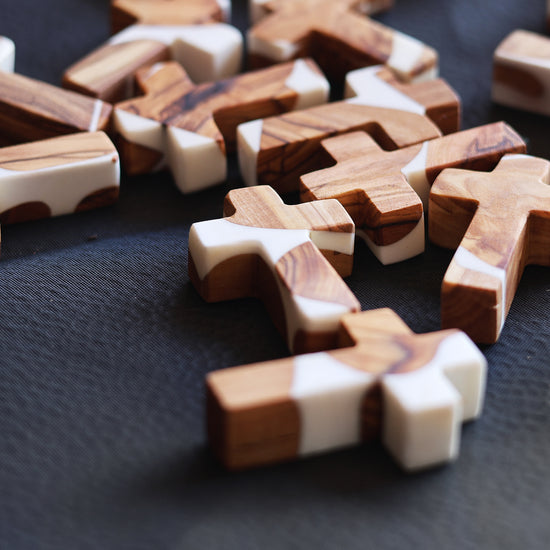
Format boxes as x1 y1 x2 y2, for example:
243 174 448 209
189 217 353 280
114 110 226 192
401 141 430 208
344 66 426 116
453 246 507 335
110 24 243 82
357 215 425 265
388 31 438 81
290 352 375 455
88 100 105 132
0 153 120 218
492 51 550 116
383 331 487 470
0 37 15 73
166 127 226 193
281 290 355 353
113 109 164 152
247 32 300 62
285 59 330 110
237 119 263 187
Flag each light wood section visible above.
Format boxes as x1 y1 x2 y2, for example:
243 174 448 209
111 0 225 33
0 71 111 147
300 122 524 254
63 40 170 103
207 308 485 470
429 154 550 343
239 102 442 193
248 0 437 82
492 30 550 116
346 66 461 134
0 131 119 229
188 186 359 353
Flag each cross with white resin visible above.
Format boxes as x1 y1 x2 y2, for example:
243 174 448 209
63 23 243 102
188 186 360 354
207 308 487 471
111 0 229 33
430 154 550 343
300 122 525 264
248 0 437 82
114 59 329 193
0 132 120 251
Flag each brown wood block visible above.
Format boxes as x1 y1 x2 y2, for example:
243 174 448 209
429 154 550 343
492 30 550 116
0 132 120 235
237 101 442 194
298 122 524 265
345 65 461 134
207 308 487 470
113 59 329 192
188 186 359 353
0 71 112 147
63 40 170 103
111 0 226 34
248 0 437 82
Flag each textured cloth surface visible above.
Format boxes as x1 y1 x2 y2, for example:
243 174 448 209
1 1 550 549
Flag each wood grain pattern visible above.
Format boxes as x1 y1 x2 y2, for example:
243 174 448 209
114 59 328 191
0 71 112 147
188 186 358 353
345 65 460 134
207 308 486 470
63 40 170 102
492 30 550 116
0 132 119 227
111 0 226 34
429 154 550 343
238 101 441 193
299 122 525 263
248 0 437 82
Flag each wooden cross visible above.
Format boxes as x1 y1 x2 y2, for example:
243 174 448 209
111 0 229 34
0 132 120 250
207 308 487 471
429 154 550 344
188 186 360 354
0 36 15 73
237 98 441 194
250 0 393 24
63 23 243 102
248 0 437 82
300 122 526 264
492 30 550 117
114 59 329 192
0 71 112 147
345 65 460 135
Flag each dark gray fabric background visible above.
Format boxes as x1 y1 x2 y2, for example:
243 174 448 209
1 1 549 548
